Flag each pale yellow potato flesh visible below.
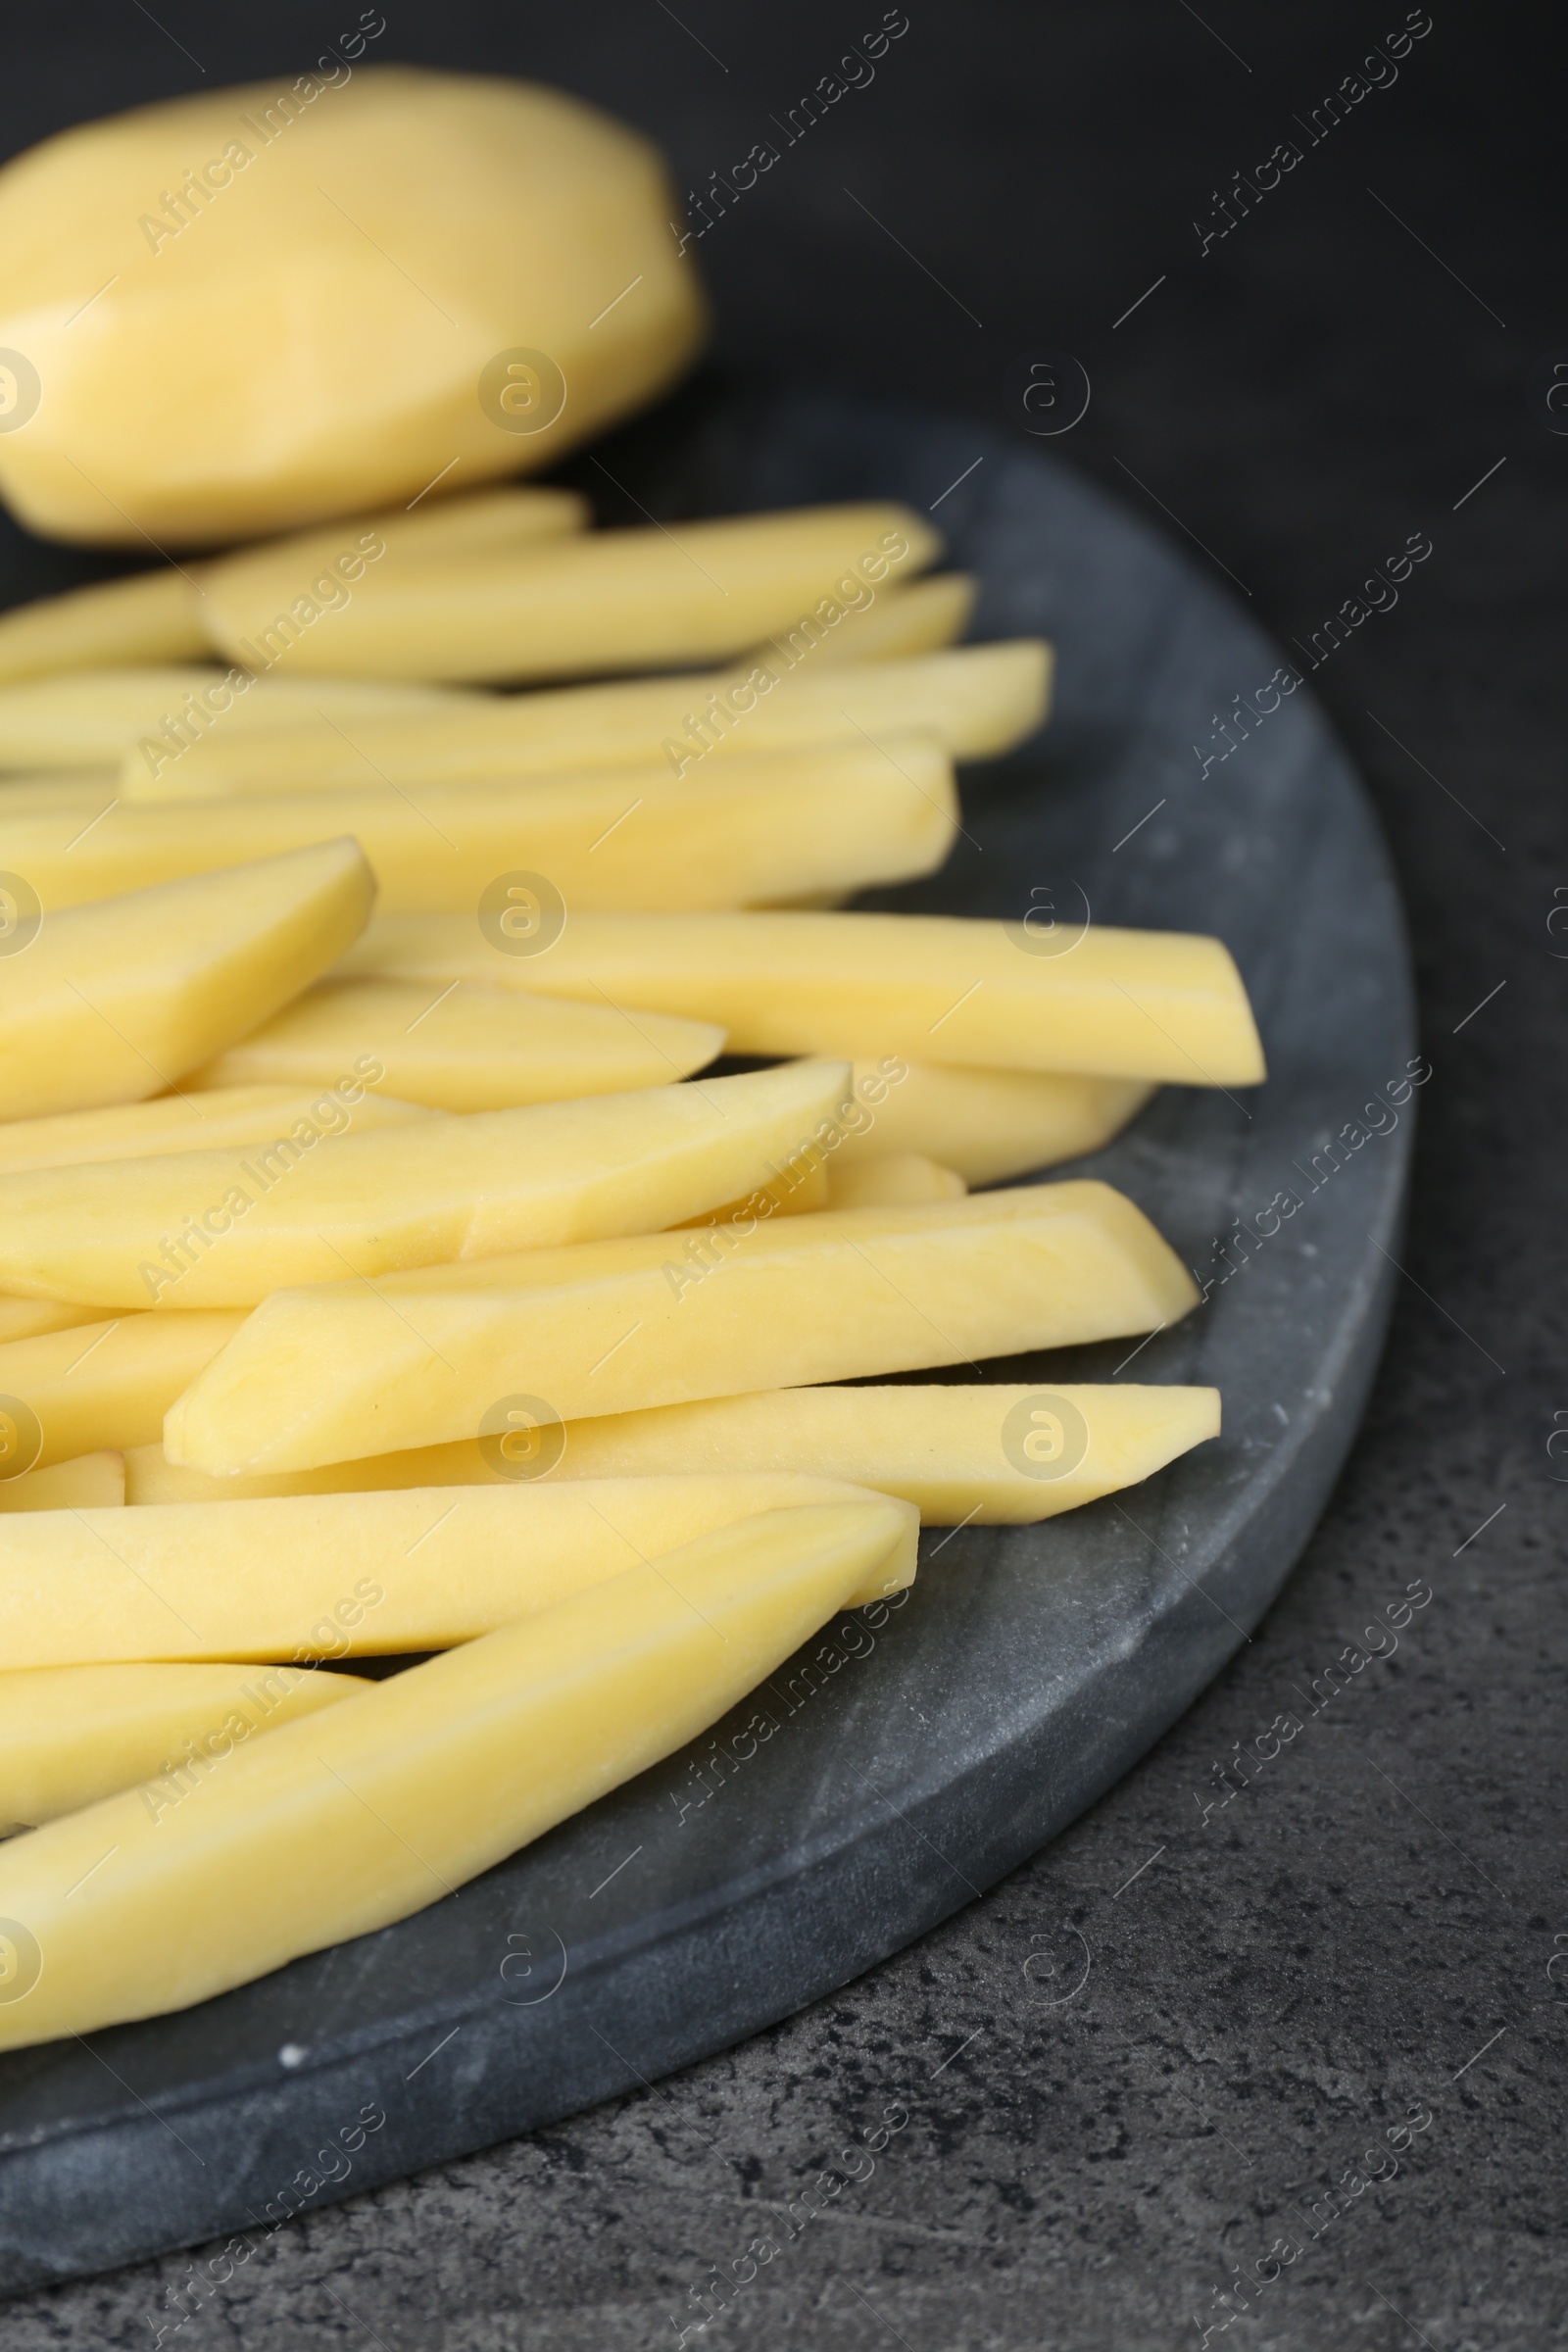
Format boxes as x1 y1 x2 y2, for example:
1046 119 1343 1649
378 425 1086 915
741 571 977 668
0 666 482 770
123 641 1050 800
0 1500 908 2051
0 1477 916 1668
201 506 941 682
836 1061 1156 1187
0 1313 241 1468
189 978 724 1110
0 1661 368 1832
0 838 374 1119
0 69 707 544
0 1060 854 1307
0 1448 124 1512
165 1181 1200 1476
0 736 957 915
337 908 1264 1084
129 1383 1220 1527
827 1152 967 1209
0 1297 107 1347
0 569 209 685
0 1085 434 1177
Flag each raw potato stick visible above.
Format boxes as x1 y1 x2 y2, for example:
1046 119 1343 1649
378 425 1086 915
0 839 374 1120
188 979 724 1111
337 907 1264 1085
123 641 1051 799
0 568 208 685
127 1384 1219 1525
0 1060 856 1307
0 1314 242 1469
0 1298 108 1348
0 1477 917 1665
0 736 957 915
834 1062 1155 1187
0 1500 913 2050
741 571 977 668
0 1086 435 1178
0 1661 367 1831
0 1448 124 1512
164 1181 1200 1476
0 666 484 770
826 1153 966 1209
198 505 943 682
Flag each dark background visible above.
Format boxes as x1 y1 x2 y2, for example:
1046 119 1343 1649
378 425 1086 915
3 4 1563 2344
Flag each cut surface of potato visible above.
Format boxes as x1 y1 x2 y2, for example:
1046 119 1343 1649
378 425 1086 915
189 978 724 1110
0 1313 241 1468
826 1152 966 1209
165 1180 1199 1475
0 737 956 915
0 1661 368 1832
0 1476 916 1667
0 569 208 685
0 1499 908 2051
0 1297 108 1348
0 666 481 771
124 641 1049 799
337 908 1263 1084
0 838 374 1119
0 1059 854 1306
0 68 707 544
0 1447 124 1512
200 505 941 681
741 570 977 668
0 1085 434 1177
836 1061 1155 1187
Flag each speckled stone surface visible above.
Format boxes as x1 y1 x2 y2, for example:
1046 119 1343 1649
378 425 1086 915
1 3 1561 2344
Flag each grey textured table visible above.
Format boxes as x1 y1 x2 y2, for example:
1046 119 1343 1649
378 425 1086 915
2 4 1561 2345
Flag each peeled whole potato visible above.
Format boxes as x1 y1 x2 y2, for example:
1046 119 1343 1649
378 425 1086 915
0 68 708 545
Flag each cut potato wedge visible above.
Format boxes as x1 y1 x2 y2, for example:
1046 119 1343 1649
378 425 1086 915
0 1085 434 1177
0 569 209 686
0 1476 916 1667
0 1661 368 1832
0 1313 241 1468
0 666 483 771
128 1383 1219 1525
837 1062 1155 1187
199 506 941 682
164 1181 1200 1476
123 641 1050 800
0 1060 854 1306
0 838 374 1119
188 979 724 1110
0 1500 909 2050
336 908 1263 1084
0 737 956 915
0 1447 124 1511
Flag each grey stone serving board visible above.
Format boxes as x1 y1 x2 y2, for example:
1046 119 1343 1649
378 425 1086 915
0 383 1414 2295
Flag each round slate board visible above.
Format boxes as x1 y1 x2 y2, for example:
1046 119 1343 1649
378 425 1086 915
0 382 1415 2296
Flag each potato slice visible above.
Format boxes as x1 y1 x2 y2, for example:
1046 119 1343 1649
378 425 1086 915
189 978 723 1110
0 1060 855 1307
123 641 1049 800
743 571 977 668
0 737 956 915
0 1661 368 1832
0 71 706 544
129 1383 1218 1525
0 1448 124 1512
0 1313 242 1468
0 666 484 770
836 1062 1155 1186
0 1085 433 1177
0 1476 915 1667
165 1181 1199 1476
0 838 374 1119
0 1499 909 2051
827 1152 965 1209
0 571 209 686
337 908 1264 1085
199 505 940 682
